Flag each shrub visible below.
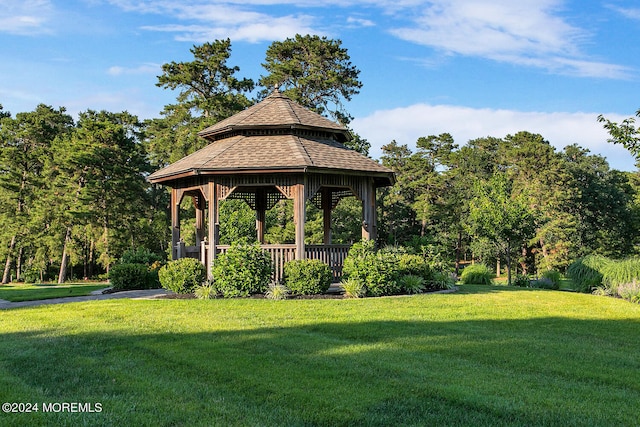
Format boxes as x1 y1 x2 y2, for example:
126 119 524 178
265 284 290 300
120 248 163 266
343 242 435 297
398 254 432 281
343 242 402 297
341 277 366 298
109 263 160 291
512 274 530 288
541 270 562 288
284 259 332 295
460 264 493 285
399 274 425 294
212 243 273 298
158 258 206 294
431 271 457 290
566 255 609 293
194 283 218 299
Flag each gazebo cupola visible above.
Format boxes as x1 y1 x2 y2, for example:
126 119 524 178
148 89 394 281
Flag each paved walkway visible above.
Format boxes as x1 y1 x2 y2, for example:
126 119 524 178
0 288 171 310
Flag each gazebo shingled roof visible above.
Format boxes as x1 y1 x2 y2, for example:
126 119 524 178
147 89 394 185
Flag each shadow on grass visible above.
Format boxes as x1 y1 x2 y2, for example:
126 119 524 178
1 315 639 426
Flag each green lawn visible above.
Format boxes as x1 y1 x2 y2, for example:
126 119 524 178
0 282 109 302
1 285 639 426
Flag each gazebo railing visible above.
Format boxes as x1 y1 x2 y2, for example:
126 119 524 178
186 242 350 284
305 244 350 282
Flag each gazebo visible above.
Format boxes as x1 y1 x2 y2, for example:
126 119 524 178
147 89 394 282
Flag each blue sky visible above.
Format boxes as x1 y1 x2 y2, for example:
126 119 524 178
2 0 640 170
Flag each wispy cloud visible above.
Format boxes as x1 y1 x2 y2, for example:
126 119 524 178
109 1 319 43
389 0 630 78
607 4 640 20
107 63 161 76
346 16 376 28
103 0 631 78
352 103 636 170
142 14 318 44
0 0 53 35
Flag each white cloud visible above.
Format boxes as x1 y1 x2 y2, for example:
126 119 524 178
107 63 161 76
109 1 319 43
607 5 640 20
0 0 53 35
352 104 636 171
142 13 318 43
347 16 376 27
390 0 629 78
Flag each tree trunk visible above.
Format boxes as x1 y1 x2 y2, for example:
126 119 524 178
506 242 512 286
520 245 528 275
89 239 95 278
496 257 501 278
2 235 16 284
58 227 72 284
16 247 23 282
455 230 462 276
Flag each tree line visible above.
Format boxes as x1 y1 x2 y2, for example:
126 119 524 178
1 35 638 284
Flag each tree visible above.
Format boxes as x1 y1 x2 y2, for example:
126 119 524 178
147 39 254 166
467 173 536 285
598 110 640 160
379 140 421 245
499 131 571 273
0 105 73 283
259 34 362 124
561 144 640 258
0 104 10 119
63 110 150 275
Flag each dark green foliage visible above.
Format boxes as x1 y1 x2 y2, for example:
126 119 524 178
283 259 332 295
158 258 206 294
566 255 609 292
120 248 163 265
512 274 530 288
460 264 493 285
109 263 160 291
211 243 273 298
397 253 432 281
260 34 362 124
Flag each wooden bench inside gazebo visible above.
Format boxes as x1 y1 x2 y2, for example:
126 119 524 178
147 89 394 283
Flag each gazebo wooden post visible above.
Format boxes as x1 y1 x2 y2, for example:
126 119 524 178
322 187 332 245
194 194 205 248
361 179 377 243
294 183 306 260
207 182 218 279
256 187 267 244
171 188 181 260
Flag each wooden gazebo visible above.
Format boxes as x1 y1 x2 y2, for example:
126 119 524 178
148 89 394 282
